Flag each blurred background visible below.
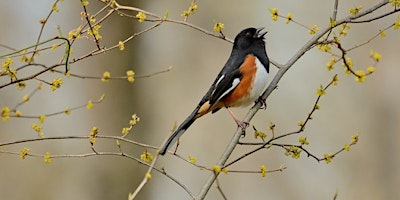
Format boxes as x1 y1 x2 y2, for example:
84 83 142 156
0 0 399 199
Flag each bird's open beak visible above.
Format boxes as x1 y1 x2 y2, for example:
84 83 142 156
256 27 268 38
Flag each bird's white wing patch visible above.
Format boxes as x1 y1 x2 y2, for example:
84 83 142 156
212 74 225 95
215 78 240 102
215 75 225 87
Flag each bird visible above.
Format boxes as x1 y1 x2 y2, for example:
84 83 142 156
159 27 270 155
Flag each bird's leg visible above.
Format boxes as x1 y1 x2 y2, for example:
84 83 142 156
226 107 249 132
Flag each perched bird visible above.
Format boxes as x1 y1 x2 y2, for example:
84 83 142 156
159 27 270 155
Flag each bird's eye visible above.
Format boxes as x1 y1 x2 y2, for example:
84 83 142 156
245 32 252 37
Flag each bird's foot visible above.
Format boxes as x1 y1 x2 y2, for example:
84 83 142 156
235 119 249 135
253 96 267 110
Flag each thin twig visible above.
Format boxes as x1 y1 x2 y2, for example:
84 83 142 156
0 135 157 149
49 65 172 80
349 8 400 23
30 0 60 61
129 153 159 200
332 0 339 21
215 177 228 200
80 0 101 49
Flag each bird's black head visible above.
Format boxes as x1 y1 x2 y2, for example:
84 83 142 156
233 27 267 50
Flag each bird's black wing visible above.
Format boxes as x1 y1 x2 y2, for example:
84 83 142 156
206 54 246 107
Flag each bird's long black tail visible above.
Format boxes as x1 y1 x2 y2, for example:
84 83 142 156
159 108 199 155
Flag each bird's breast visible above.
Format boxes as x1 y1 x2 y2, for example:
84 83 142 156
221 55 269 107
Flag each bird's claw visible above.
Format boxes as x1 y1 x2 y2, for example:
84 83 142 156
253 96 267 110
235 120 249 138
